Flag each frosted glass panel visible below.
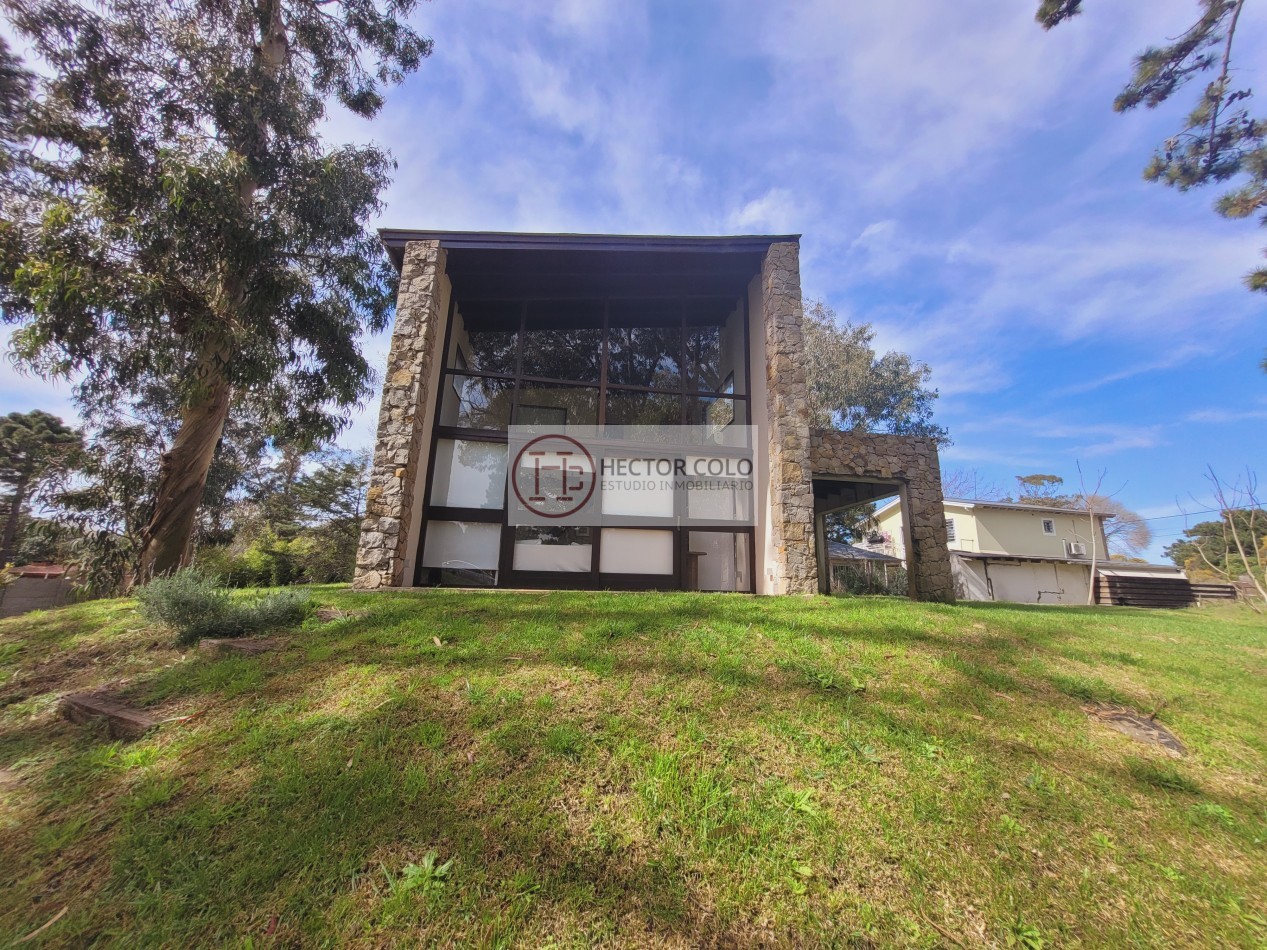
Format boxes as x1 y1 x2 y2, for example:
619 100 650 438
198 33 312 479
601 458 675 517
513 526 592 572
421 521 501 570
685 456 752 522
687 531 751 592
430 440 506 510
600 529 674 575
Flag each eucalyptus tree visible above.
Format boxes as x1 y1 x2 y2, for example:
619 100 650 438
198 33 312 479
803 299 949 444
0 0 431 580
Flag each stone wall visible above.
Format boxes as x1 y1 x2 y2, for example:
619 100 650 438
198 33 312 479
761 243 818 595
353 241 447 589
810 430 955 602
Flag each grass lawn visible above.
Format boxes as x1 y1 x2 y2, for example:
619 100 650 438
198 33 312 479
1 589 1265 947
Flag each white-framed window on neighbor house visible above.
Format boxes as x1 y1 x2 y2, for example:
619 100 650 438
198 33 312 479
1041 518 1056 536
944 517 956 543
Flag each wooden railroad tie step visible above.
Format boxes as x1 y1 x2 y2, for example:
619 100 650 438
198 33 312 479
59 693 157 739
197 637 280 656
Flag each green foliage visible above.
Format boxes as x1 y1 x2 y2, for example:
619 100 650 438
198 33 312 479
1015 474 1069 505
133 569 234 643
34 422 161 597
134 568 311 644
0 0 432 571
1165 509 1267 577
802 299 949 444
830 562 908 597
0 409 81 563
1 0 430 427
192 448 367 587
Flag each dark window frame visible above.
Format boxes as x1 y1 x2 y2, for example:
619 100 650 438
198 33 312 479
415 292 758 591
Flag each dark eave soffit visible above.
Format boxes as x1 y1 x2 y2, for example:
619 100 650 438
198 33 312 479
377 229 802 273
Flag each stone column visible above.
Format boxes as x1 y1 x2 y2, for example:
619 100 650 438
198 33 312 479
902 437 955 603
354 241 448 589
761 242 818 595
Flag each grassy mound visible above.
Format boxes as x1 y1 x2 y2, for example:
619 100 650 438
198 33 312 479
1 590 1264 945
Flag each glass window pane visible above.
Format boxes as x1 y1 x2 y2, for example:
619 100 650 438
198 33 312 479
608 299 681 388
515 384 599 427
686 299 746 395
685 395 738 430
606 390 681 427
686 531 752 592
685 455 753 522
448 303 519 375
513 525 593 572
429 440 506 510
520 302 603 382
422 521 501 571
439 374 514 430
600 529 674 575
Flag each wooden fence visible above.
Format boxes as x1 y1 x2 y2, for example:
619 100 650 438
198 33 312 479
1094 575 1239 609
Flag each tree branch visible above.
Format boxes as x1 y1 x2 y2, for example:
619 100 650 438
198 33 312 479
1208 0 1246 167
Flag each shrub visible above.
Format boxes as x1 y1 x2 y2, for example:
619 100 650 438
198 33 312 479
135 568 313 645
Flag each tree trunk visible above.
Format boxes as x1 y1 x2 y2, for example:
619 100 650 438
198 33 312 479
132 0 286 585
0 475 28 565
136 370 232 582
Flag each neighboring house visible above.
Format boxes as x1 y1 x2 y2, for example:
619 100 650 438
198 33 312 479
867 498 1184 605
354 230 956 599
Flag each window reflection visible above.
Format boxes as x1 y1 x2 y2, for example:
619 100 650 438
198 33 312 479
521 302 603 382
608 300 681 389
448 303 519 375
685 394 736 430
606 390 681 427
439 375 514 430
515 384 599 427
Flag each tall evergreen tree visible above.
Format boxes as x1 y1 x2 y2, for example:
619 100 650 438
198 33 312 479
0 410 81 564
0 0 432 581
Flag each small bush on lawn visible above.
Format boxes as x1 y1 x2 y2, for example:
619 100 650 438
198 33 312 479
135 569 313 645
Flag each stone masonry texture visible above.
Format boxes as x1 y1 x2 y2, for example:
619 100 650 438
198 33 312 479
354 241 447 589
761 243 819 595
809 430 956 603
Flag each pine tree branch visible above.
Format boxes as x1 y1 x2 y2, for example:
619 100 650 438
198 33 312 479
1208 0 1246 167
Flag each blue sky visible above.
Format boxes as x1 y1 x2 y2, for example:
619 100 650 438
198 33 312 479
3 0 1266 560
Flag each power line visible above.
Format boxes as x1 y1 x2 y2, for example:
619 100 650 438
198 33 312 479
1113 503 1263 525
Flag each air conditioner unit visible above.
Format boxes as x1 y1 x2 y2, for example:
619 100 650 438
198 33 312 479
1067 542 1087 557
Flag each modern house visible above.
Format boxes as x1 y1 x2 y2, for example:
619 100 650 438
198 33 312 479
864 497 1183 604
354 230 955 600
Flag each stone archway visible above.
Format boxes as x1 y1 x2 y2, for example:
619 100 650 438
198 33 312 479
809 429 955 603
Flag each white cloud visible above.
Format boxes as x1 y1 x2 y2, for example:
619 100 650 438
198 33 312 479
1183 407 1267 424
727 188 801 233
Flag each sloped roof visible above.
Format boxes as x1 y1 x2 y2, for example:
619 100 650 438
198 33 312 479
826 541 903 563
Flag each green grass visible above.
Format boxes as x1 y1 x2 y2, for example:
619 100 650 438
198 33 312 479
1 589 1265 946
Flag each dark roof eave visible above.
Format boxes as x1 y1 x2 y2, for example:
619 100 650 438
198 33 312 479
376 229 801 271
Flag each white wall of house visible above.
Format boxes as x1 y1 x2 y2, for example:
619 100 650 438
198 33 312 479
875 501 1110 562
